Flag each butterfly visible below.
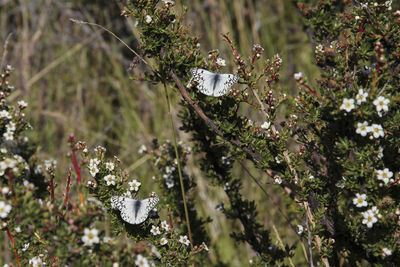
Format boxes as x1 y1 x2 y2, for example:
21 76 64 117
189 68 239 97
111 193 159 224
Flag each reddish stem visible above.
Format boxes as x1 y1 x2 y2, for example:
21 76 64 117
168 213 174 232
71 150 81 184
64 170 72 208
6 228 21 267
50 176 54 202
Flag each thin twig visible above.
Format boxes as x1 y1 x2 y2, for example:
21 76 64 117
305 218 314 267
272 224 295 267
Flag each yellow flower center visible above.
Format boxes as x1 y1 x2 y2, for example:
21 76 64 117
88 233 94 239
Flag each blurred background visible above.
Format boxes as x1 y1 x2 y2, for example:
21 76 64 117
0 0 320 265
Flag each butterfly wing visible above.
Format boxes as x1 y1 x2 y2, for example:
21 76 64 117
190 68 217 96
190 68 238 97
213 73 239 97
111 196 159 224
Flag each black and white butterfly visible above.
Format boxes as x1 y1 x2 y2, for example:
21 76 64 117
189 68 239 97
110 193 159 224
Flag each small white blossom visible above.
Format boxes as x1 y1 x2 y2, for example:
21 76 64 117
104 175 116 186
22 243 30 251
370 206 379 216
0 200 12 218
373 96 390 113
17 100 28 108
274 176 282 184
377 147 384 159
138 144 147 154
370 124 384 138
123 191 132 197
0 110 11 119
166 179 174 189
179 235 190 246
128 179 141 191
161 220 170 231
362 210 377 228
376 168 392 184
145 15 152 24
297 225 304 235
135 255 150 267
356 121 370 136
216 58 226 67
382 247 392 256
150 225 161 236
89 164 99 177
261 121 270 130
103 236 112 243
29 256 45 267
353 193 368 207
163 0 175 5
82 228 100 246
160 237 168 246
3 131 14 141
6 122 16 131
315 44 324 53
105 162 115 171
356 89 368 104
294 72 303 80
14 226 21 233
89 158 100 166
340 98 355 112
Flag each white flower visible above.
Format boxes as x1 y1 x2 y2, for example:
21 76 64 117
29 256 45 267
166 179 174 188
6 122 16 131
89 164 99 177
370 206 379 216
138 144 147 154
373 96 390 113
163 0 175 5
104 175 116 186
0 201 12 218
3 131 14 141
145 15 152 24
179 235 190 246
0 110 11 119
376 168 392 184
315 44 324 53
216 58 226 67
135 255 150 267
165 166 175 174
370 124 384 138
362 210 377 228
340 98 355 112
123 191 132 197
297 225 304 235
294 72 303 80
103 236 112 243
0 148 7 153
356 89 368 104
82 228 100 246
14 226 21 233
22 243 30 251
150 225 161 236
160 237 168 246
274 176 282 184
353 193 368 207
128 179 141 191
377 146 384 159
94 146 106 153
17 100 28 108
105 162 114 171
221 156 231 165
1 158 17 170
161 220 170 231
261 121 270 130
89 158 100 166
382 247 392 256
356 121 370 136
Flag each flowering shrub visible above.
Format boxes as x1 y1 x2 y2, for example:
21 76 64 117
1 0 399 266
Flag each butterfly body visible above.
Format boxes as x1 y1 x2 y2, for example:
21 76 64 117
190 68 238 97
111 195 159 224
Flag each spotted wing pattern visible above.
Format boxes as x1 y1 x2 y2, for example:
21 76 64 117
111 195 159 224
190 68 239 97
